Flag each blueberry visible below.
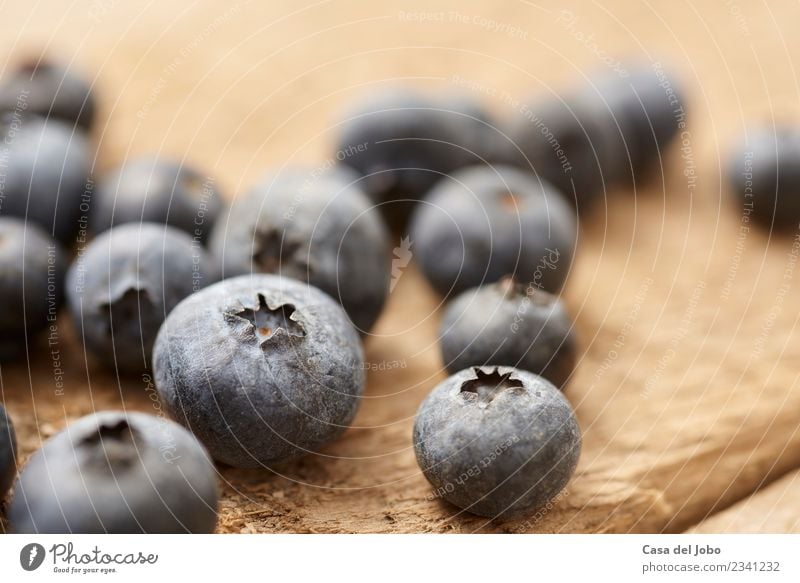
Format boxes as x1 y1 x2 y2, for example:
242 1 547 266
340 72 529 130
447 96 501 167
153 274 364 468
413 366 581 518
0 217 66 359
0 404 16 500
582 64 685 182
0 59 96 131
0 115 91 244
8 411 218 533
409 165 576 298
210 166 390 332
91 156 224 242
500 93 618 212
728 127 800 230
440 277 576 388
66 223 215 374
335 90 486 229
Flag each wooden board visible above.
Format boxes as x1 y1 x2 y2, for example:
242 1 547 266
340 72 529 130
3 0 800 533
689 470 800 533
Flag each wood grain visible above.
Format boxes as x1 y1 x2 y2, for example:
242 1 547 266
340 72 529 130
689 470 800 533
3 0 800 533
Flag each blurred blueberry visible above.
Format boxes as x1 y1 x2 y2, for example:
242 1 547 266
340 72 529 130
0 217 66 359
0 404 16 500
335 89 491 229
66 223 215 374
0 59 96 131
0 115 91 244
728 126 800 230
500 93 618 212
9 410 218 533
210 166 390 332
410 165 576 298
91 156 224 243
440 277 576 388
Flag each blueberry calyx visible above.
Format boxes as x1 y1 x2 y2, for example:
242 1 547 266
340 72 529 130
100 287 152 335
252 229 310 274
459 367 524 407
81 419 138 470
498 275 526 298
228 293 306 348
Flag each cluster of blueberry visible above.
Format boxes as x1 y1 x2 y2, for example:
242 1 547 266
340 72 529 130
0 57 686 531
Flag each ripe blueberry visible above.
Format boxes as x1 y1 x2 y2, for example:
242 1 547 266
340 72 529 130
728 127 800 230
440 277 576 388
409 165 576 298
0 404 16 500
210 166 390 332
414 366 581 518
66 223 215 374
8 411 218 533
582 64 685 182
91 156 225 242
335 89 489 228
153 274 364 468
0 115 91 244
0 59 96 131
0 217 66 359
500 93 618 212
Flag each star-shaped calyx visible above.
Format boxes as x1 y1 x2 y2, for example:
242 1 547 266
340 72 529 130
460 367 524 406
228 293 305 348
252 228 310 275
100 287 153 336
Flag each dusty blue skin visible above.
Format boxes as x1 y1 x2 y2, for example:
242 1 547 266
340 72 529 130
91 156 225 242
8 411 218 534
414 366 581 518
440 277 576 388
410 165 577 298
728 127 800 230
210 166 390 333
579 64 685 184
335 90 491 229
153 274 365 468
66 223 215 374
500 93 618 213
0 217 66 359
0 114 91 244
0 404 16 499
0 60 95 131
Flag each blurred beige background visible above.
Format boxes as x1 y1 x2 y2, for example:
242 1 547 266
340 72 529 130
2 0 800 533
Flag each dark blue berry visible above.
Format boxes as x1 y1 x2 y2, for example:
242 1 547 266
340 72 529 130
409 165 576 298
0 59 96 131
500 93 618 212
583 64 685 182
728 126 800 230
440 277 576 388
91 156 224 242
0 115 91 244
0 217 66 359
335 90 492 229
66 223 215 374
153 274 364 468
210 166 390 332
414 366 581 518
8 411 218 533
0 404 16 500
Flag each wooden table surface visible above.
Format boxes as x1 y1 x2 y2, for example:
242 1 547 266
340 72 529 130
2 0 800 533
